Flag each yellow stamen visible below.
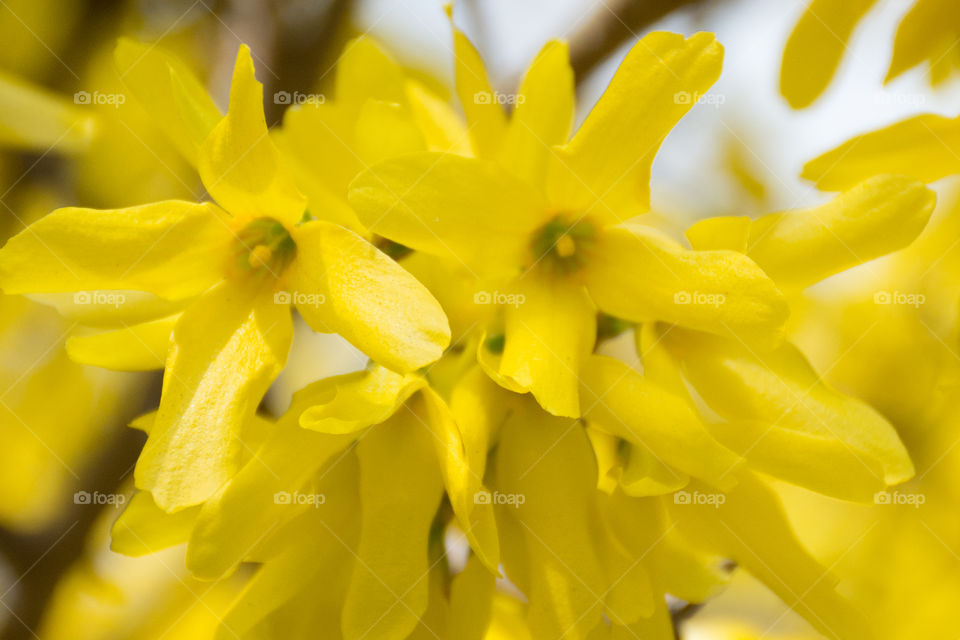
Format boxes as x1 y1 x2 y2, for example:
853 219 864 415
555 234 576 258
248 244 274 269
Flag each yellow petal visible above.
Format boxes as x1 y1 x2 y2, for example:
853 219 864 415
114 38 222 166
198 45 305 225
802 114 960 190
287 220 450 372
553 32 723 222
584 225 788 347
619 443 689 497
186 379 354 579
452 28 507 158
137 281 292 512
580 355 741 490
448 553 496 640
886 0 958 84
66 314 178 371
664 329 914 493
743 175 935 289
500 272 596 418
275 104 365 232
710 419 887 502
348 152 547 274
404 80 472 155
499 40 574 187
0 70 94 153
779 0 877 109
335 36 406 109
299 366 425 434
0 201 231 300
217 450 359 637
495 400 606 639
342 412 443 640
110 491 199 556
354 99 426 166
420 388 500 573
684 215 751 252
668 475 874 640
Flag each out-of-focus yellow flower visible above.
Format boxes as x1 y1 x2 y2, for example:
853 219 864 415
350 29 790 418
276 35 470 235
39 499 244 640
0 42 450 513
781 0 960 108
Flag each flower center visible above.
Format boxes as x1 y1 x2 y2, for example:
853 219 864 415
231 217 296 277
530 215 595 274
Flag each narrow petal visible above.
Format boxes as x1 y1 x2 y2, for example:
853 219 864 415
0 70 94 153
584 225 788 347
420 388 500 573
452 28 507 159
802 114 960 190
335 36 407 109
553 32 723 222
886 0 957 84
740 175 936 290
579 355 741 490
353 99 426 166
500 273 596 417
668 475 874 640
198 46 306 225
0 201 231 300
110 491 199 556
287 220 450 372
114 38 222 166
405 80 473 155
448 554 496 640
342 412 443 640
664 328 914 495
499 40 574 187
275 103 365 231
779 0 877 109
299 366 425 434
137 280 293 512
348 152 546 274
66 314 178 371
186 379 354 579
495 400 607 639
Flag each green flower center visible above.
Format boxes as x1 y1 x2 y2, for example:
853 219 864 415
530 215 595 274
232 218 296 276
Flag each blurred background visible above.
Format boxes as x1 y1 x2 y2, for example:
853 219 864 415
1 0 958 638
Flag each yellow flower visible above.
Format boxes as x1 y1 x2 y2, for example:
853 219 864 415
349 30 788 418
0 43 450 512
781 0 960 109
275 35 471 235
113 363 499 640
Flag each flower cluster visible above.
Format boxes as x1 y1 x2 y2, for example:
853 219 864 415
0 7 947 640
